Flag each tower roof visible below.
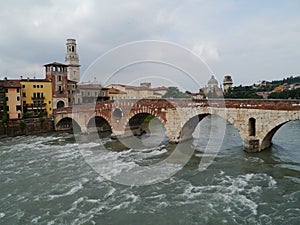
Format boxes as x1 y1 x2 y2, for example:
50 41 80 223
208 75 218 85
44 62 68 67
223 75 233 84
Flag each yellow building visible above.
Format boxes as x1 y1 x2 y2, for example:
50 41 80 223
2 79 22 120
20 78 53 117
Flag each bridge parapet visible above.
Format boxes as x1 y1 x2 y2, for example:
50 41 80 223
53 99 300 153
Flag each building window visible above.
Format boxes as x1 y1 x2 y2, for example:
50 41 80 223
6 106 9 111
16 88 20 93
48 100 51 104
22 85 25 88
37 85 40 88
23 92 26 97
5 88 8 93
17 96 20 101
6 97 8 101
16 105 21 111
58 76 62 81
33 85 36 88
41 85 43 88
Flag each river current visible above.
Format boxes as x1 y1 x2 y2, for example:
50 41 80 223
0 117 299 225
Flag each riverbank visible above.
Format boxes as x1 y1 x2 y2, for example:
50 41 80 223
0 118 54 138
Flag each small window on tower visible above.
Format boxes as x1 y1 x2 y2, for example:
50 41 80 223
72 46 75 52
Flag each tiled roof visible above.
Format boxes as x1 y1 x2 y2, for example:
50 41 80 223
2 79 21 88
77 84 103 89
44 62 67 67
21 79 51 82
108 88 126 94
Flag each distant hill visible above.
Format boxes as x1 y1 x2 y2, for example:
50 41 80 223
225 75 300 99
255 75 300 92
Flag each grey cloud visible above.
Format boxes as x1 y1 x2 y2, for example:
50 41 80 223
0 0 299 86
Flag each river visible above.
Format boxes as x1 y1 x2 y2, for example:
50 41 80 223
0 117 299 225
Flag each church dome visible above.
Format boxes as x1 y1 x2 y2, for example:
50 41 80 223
208 75 218 85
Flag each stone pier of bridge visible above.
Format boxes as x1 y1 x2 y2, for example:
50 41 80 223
54 99 300 152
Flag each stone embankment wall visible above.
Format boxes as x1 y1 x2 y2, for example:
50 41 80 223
0 118 54 137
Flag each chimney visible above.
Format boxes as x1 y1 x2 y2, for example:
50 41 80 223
27 77 30 81
20 75 23 80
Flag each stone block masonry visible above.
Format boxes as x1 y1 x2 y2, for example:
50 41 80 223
0 118 54 137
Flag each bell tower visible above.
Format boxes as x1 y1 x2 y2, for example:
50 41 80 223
65 39 80 82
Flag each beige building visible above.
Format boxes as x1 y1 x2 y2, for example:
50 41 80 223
74 84 107 104
2 79 22 120
106 83 168 99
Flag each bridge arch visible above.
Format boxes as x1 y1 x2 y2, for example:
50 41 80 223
261 119 300 150
179 113 210 141
125 112 167 137
87 115 112 133
56 117 81 133
179 113 243 146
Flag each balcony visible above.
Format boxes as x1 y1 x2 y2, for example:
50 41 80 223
25 103 46 109
31 96 45 100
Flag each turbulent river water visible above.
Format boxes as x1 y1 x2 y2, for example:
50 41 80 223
0 117 299 225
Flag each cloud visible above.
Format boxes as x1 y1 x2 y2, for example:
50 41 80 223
192 42 220 63
0 0 299 86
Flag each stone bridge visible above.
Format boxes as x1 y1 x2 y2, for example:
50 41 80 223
53 99 300 152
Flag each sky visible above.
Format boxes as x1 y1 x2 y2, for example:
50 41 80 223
0 0 300 91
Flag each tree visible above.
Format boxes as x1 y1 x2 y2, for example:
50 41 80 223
163 87 190 98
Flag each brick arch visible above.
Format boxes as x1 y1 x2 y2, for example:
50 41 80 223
86 112 113 131
87 112 113 130
55 116 81 132
123 109 167 135
124 108 167 130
